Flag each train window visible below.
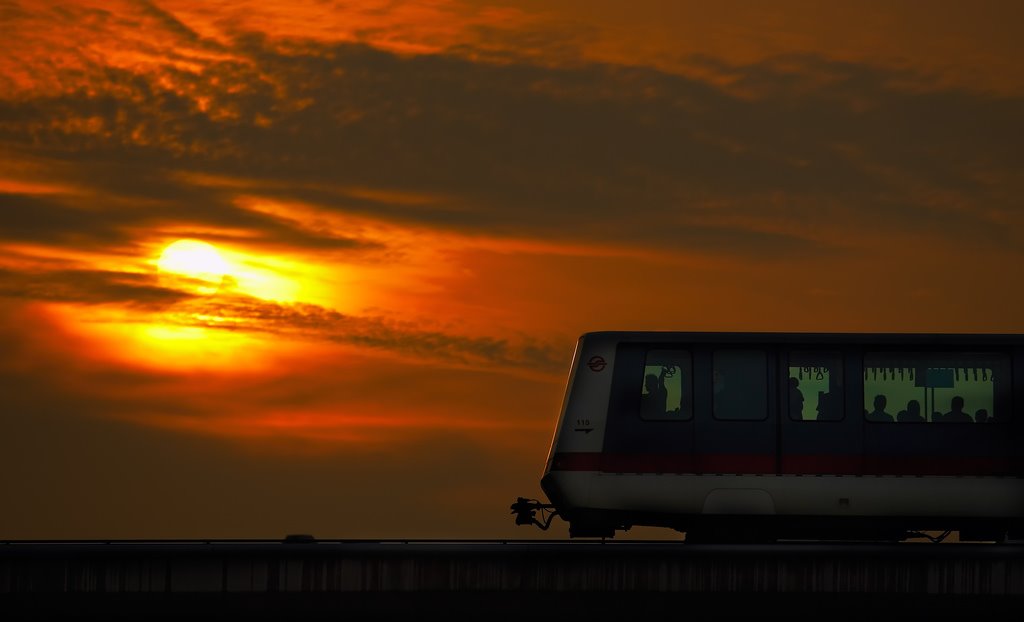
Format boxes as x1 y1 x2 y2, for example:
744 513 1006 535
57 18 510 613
863 352 1010 424
787 351 844 421
640 350 692 420
713 350 767 421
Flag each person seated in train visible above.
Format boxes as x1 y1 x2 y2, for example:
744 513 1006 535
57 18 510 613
641 367 669 416
975 408 989 423
943 395 973 422
788 376 804 419
897 399 924 423
865 394 893 422
931 410 944 422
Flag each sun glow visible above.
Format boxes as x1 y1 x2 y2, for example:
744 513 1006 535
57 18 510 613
155 238 303 302
38 237 340 372
157 239 231 294
40 303 285 373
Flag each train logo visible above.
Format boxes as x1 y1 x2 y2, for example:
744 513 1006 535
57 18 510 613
587 355 606 372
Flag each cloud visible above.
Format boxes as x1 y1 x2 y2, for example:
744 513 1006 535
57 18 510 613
2 25 1021 261
0 182 372 253
0 266 188 306
162 291 566 372
3 9 1022 367
0 261 564 373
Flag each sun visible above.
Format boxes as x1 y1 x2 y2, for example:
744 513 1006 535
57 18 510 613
157 239 232 294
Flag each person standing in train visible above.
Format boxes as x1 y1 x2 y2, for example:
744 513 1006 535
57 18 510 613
641 366 669 417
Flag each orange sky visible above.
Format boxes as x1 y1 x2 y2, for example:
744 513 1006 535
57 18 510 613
1 0 1022 539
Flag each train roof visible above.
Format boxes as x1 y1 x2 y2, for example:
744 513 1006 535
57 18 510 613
579 331 1024 347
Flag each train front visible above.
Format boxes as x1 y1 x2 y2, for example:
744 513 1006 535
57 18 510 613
512 333 621 537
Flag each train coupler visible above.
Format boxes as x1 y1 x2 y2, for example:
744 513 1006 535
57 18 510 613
510 497 559 530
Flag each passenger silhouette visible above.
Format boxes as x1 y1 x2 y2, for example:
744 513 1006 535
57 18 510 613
897 399 924 423
641 367 669 417
788 376 804 419
932 411 944 423
944 396 972 422
866 394 893 422
976 408 989 423
815 391 841 421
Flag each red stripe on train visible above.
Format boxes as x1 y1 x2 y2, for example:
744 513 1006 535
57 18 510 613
782 454 861 474
549 452 1016 476
860 456 1012 476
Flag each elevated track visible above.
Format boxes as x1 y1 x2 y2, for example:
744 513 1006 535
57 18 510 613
3 539 1023 618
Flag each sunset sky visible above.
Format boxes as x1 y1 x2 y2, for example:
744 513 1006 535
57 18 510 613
2 0 1022 540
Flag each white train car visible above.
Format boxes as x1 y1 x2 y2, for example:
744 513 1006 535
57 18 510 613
515 332 1024 542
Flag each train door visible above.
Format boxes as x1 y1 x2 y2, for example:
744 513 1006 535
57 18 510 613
602 344 695 473
779 348 861 474
692 346 777 474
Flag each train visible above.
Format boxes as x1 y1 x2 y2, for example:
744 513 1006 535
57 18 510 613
512 332 1024 542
